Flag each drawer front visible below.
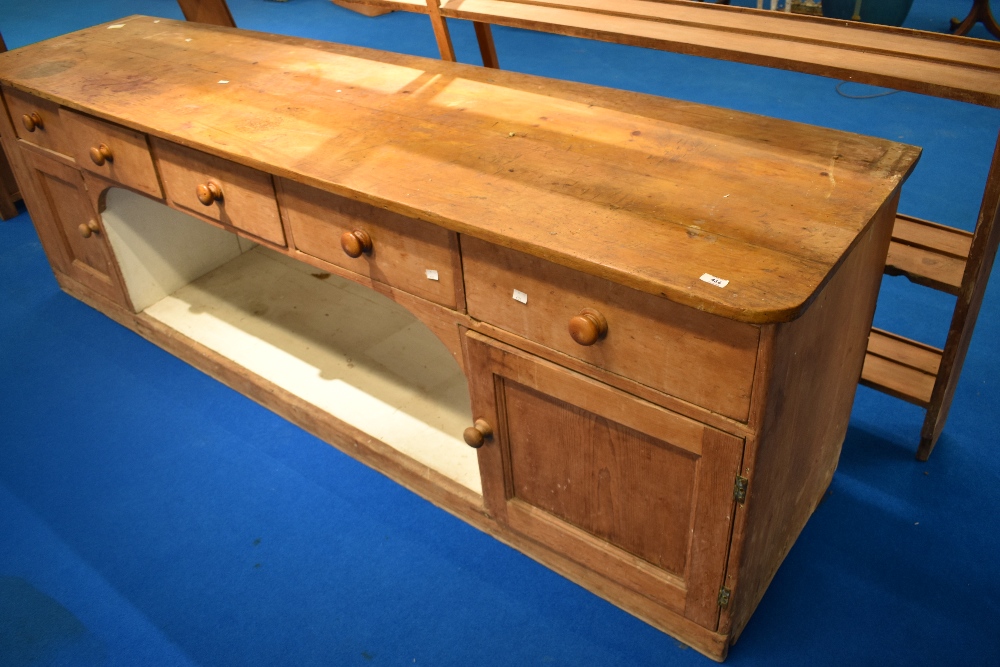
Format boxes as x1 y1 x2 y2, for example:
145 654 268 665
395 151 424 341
62 109 162 199
462 237 759 421
3 86 72 157
279 178 463 309
152 138 285 246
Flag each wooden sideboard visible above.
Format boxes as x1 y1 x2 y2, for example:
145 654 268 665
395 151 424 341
0 17 919 661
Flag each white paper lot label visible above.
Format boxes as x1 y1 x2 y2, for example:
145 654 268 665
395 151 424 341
700 273 729 288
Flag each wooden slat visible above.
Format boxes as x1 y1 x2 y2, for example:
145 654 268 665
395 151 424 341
866 328 941 375
860 328 941 408
884 214 975 294
885 242 965 294
352 0 1000 107
892 213 973 260
861 354 936 407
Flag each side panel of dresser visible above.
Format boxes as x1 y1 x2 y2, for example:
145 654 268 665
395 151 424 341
721 191 901 641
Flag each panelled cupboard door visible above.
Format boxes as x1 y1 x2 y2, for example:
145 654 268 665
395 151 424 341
465 332 744 631
17 146 127 305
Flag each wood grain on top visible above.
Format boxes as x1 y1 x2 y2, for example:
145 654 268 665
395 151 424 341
0 16 920 322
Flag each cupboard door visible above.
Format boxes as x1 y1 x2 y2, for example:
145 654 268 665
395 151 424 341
15 145 127 305
465 331 743 630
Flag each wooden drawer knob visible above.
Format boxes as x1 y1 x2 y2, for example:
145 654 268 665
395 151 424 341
463 419 493 448
89 143 114 166
196 181 223 206
568 308 608 346
341 229 373 258
78 220 100 238
21 113 43 132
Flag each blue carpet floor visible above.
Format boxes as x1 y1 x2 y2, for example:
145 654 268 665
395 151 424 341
1 1 999 665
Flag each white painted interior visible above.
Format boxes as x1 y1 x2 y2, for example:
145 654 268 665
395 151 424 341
102 187 257 313
101 189 479 493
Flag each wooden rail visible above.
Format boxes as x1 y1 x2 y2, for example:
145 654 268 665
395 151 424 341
365 0 1000 104
173 0 999 459
885 215 974 295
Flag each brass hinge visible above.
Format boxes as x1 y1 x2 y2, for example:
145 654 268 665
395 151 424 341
733 475 748 504
718 586 731 609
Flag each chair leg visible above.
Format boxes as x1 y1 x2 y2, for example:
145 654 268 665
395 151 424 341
426 0 456 61
950 0 1000 39
474 22 499 69
176 0 237 27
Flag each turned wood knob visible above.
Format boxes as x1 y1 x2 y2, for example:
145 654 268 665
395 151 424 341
21 112 43 132
196 181 223 206
89 143 113 166
340 229 373 258
463 419 493 448
78 220 100 238
568 308 608 346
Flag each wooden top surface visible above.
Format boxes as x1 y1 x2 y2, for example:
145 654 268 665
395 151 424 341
372 0 1000 108
0 16 920 323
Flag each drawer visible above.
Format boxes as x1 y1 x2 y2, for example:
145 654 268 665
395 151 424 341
462 237 760 421
279 178 463 309
152 138 285 246
3 86 72 156
61 109 162 199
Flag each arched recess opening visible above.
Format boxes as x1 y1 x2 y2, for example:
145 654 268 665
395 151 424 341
98 186 479 494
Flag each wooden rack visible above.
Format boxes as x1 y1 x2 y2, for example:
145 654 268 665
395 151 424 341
177 0 1000 459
